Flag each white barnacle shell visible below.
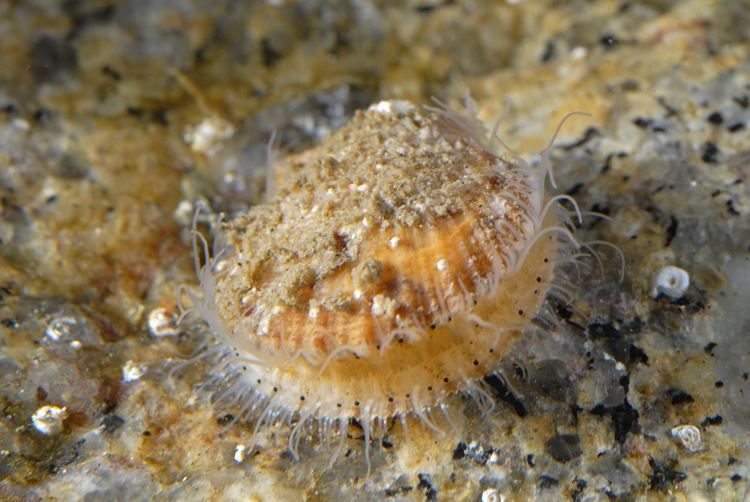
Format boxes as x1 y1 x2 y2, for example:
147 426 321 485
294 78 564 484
671 424 701 452
653 265 690 298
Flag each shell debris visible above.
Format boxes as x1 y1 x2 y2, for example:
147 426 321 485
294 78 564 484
148 307 180 337
31 405 68 436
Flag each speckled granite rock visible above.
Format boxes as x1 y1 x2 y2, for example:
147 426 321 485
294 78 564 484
1 1 749 501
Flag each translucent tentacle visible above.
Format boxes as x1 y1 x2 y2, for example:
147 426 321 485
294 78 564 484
540 194 584 226
586 240 626 282
539 112 591 188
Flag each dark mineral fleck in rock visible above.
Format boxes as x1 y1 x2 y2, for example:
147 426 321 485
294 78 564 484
30 36 78 82
545 434 582 463
648 457 687 491
100 415 125 434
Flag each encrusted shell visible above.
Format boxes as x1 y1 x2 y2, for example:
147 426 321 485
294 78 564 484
199 100 560 424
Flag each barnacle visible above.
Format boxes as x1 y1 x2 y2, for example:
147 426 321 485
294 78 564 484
183 99 595 470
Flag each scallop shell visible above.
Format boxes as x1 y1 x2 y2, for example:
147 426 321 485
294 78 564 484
194 100 564 451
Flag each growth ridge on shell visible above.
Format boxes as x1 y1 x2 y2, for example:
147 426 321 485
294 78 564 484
181 99 599 469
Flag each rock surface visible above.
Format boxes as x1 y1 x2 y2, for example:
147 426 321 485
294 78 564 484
1 1 748 500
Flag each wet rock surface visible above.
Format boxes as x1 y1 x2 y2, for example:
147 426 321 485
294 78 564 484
1 1 749 500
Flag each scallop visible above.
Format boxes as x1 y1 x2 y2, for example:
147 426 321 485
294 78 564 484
187 100 583 466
